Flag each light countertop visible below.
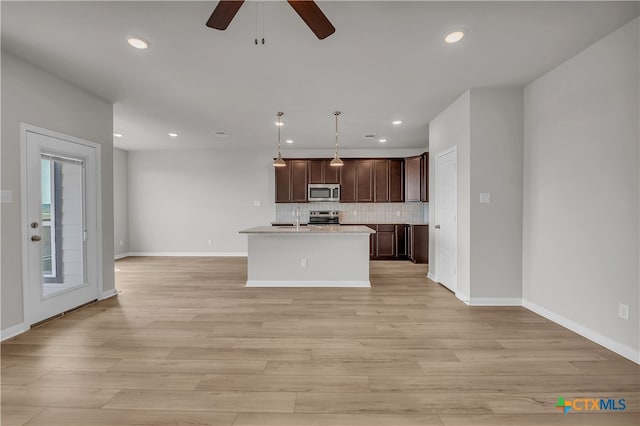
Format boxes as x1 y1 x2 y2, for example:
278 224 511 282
240 225 375 234
272 222 428 226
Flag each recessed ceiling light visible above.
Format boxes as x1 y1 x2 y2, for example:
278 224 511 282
392 120 402 125
127 37 149 50
113 133 123 138
444 30 465 44
168 132 178 138
285 139 294 144
378 139 387 143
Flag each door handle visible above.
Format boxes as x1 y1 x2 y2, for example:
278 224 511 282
434 225 441 229
31 235 42 242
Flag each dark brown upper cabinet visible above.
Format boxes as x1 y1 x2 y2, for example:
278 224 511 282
389 159 405 202
373 159 404 203
374 159 389 202
405 153 428 202
356 159 374 202
277 155 421 203
275 159 309 203
308 159 340 184
308 160 324 184
339 159 357 202
290 160 308 202
275 161 292 203
340 159 373 203
405 155 421 202
420 153 429 202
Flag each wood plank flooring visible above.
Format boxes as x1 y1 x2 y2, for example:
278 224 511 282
2 257 638 425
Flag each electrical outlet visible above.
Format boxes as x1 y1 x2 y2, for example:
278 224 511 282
353 210 357 216
301 258 307 268
396 211 401 217
253 200 261 207
207 239 213 246
119 240 124 247
618 303 629 320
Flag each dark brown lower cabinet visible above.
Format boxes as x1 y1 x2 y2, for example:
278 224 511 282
364 225 378 259
375 224 396 258
395 224 407 257
408 224 429 264
276 223 425 262
359 224 409 260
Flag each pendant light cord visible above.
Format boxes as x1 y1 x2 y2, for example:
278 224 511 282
277 112 283 156
334 111 341 157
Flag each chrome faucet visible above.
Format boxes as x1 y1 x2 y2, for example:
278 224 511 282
294 207 301 231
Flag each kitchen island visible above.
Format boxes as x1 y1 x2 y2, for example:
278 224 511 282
239 225 375 287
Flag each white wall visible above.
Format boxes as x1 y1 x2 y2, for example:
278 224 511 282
523 18 639 361
1 52 114 334
127 148 426 255
428 88 524 304
113 148 129 257
469 88 523 302
128 149 276 255
428 91 472 300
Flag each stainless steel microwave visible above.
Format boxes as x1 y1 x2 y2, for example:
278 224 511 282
308 184 340 202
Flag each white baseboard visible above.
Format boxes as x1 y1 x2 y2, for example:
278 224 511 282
127 252 248 257
99 288 118 300
427 272 438 282
455 291 470 304
1 322 28 341
246 280 371 288
523 299 640 364
469 297 522 306
114 253 129 260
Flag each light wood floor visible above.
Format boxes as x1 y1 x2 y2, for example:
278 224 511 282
2 257 638 426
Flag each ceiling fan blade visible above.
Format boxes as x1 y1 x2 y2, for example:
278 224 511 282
206 1 245 30
287 1 335 40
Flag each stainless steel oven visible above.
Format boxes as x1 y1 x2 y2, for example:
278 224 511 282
309 210 340 225
308 184 340 202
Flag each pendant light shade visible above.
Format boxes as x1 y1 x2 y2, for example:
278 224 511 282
330 156 344 167
330 111 344 167
273 112 287 167
273 154 286 167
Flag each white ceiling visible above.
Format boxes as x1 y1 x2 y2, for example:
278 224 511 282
2 1 638 151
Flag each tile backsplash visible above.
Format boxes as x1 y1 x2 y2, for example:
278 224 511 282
276 202 428 224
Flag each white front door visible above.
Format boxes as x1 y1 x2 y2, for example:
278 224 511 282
23 129 99 325
435 148 457 292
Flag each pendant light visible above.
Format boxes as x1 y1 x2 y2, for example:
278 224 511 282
330 111 344 167
273 111 286 167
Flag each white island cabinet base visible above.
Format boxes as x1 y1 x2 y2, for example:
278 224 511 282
239 226 375 288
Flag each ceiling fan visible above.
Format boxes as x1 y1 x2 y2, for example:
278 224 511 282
206 0 335 40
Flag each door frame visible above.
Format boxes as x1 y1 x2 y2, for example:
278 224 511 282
434 145 457 293
20 123 103 326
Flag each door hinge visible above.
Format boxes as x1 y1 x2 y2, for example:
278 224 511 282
83 229 88 242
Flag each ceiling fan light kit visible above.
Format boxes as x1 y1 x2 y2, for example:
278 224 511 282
206 0 335 40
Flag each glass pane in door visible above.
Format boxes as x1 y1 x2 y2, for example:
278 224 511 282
40 155 86 298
